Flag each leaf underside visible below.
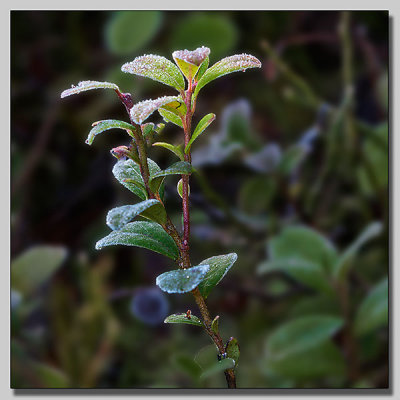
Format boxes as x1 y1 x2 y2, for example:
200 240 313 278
86 119 135 145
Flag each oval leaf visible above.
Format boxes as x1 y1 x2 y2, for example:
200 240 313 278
194 53 261 97
164 313 203 327
176 178 190 199
121 54 185 91
86 119 135 145
96 221 179 260
106 200 166 230
149 161 193 193
225 337 240 366
185 113 216 153
266 315 344 360
130 96 184 124
200 358 235 380
156 265 209 293
354 277 388 336
61 80 119 98
211 315 220 335
11 246 67 296
153 142 184 161
158 108 184 128
197 253 238 298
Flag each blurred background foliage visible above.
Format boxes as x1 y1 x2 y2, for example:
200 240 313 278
11 10 388 388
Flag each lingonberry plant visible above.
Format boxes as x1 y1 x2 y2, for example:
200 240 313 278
61 46 261 388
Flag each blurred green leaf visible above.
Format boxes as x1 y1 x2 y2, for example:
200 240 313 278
11 246 67 296
265 341 346 380
266 315 344 360
200 358 235 380
158 107 184 128
354 277 388 336
106 200 167 230
225 337 240 366
171 14 238 62
106 11 162 56
122 55 184 91
164 313 203 327
333 221 383 281
149 161 193 193
153 142 184 161
268 226 338 272
95 221 179 260
194 344 219 371
185 113 216 153
30 362 69 388
172 354 202 380
197 253 238 298
257 258 332 294
289 295 341 318
156 265 210 293
278 145 307 175
239 177 276 215
85 119 135 145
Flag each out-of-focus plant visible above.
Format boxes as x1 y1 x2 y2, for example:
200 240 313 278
61 46 261 388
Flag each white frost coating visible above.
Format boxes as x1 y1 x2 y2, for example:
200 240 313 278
61 80 119 98
130 96 181 124
121 54 185 91
172 46 210 66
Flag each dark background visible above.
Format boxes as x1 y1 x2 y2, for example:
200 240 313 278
11 10 388 388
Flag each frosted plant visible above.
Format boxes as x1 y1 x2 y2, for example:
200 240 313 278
61 46 261 388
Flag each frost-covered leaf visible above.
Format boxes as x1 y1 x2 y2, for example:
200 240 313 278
158 108 184 128
197 253 238 298
149 161 193 193
268 226 338 273
153 142 184 160
194 53 261 97
130 96 185 124
185 113 216 153
172 46 210 81
194 56 209 82
225 337 240 366
257 258 332 294
121 54 185 91
164 313 203 327
156 265 209 293
60 80 119 98
200 358 235 380
354 277 388 336
112 158 161 200
266 315 344 360
11 246 67 296
96 221 179 260
106 200 166 230
85 119 135 145
333 221 383 281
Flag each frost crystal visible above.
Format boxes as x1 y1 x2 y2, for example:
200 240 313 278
130 96 182 124
121 55 185 91
60 80 119 98
172 46 210 66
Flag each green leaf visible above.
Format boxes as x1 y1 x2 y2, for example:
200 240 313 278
265 341 346 380
225 337 240 366
268 226 338 272
278 145 307 175
194 53 261 97
106 11 162 56
130 96 185 125
85 119 135 145
106 200 166 230
156 265 209 293
257 259 332 294
172 47 210 82
61 80 119 98
158 107 184 128
122 54 185 91
211 315 220 335
176 178 189 199
200 358 235 380
30 362 69 388
112 158 161 200
266 315 344 360
185 113 216 153
333 221 383 281
172 354 202 380
164 313 203 327
197 253 238 298
11 246 67 296
153 142 184 161
149 161 193 193
96 221 179 260
354 277 388 336
194 56 209 82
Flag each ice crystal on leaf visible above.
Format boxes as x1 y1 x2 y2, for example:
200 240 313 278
172 46 210 66
61 80 119 98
